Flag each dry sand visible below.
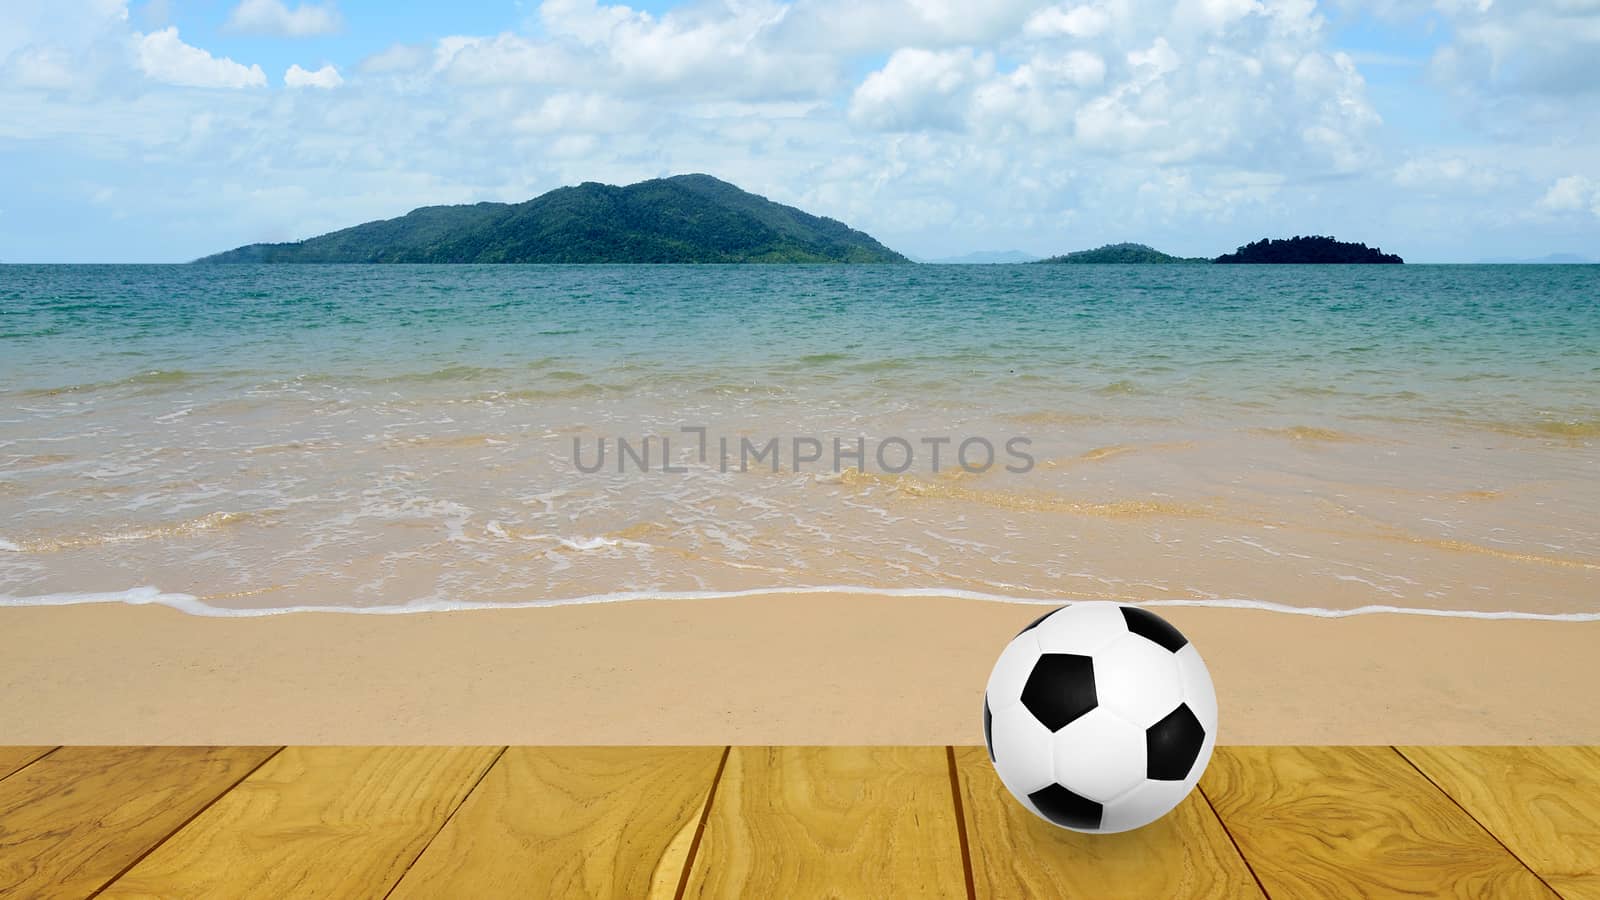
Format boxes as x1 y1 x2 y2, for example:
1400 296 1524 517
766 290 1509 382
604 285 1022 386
1 593 1596 745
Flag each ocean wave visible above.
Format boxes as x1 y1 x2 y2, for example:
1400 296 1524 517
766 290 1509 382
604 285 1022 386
1093 379 1145 396
834 468 1207 519
477 385 613 401
12 368 209 397
1479 418 1600 440
795 352 851 366
1252 425 1369 443
0 584 1596 621
3 510 263 552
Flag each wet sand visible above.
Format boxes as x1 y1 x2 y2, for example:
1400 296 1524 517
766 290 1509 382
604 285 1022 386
1 592 1595 745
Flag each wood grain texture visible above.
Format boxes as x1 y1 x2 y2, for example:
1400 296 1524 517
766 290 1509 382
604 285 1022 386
1401 746 1600 899
951 746 1264 899
0 746 275 899
0 747 53 781
388 746 723 900
98 746 499 900
680 746 967 899
1202 746 1556 899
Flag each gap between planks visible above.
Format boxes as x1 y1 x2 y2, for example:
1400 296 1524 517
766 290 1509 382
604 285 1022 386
0 746 58 783
673 746 731 900
380 746 510 900
945 746 978 900
84 748 286 900
1392 747 1564 898
1196 781 1273 899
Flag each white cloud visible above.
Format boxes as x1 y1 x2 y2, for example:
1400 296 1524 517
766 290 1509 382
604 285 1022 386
6 46 79 90
1539 175 1600 216
4 0 1593 263
552 0 831 97
775 0 1041 54
359 43 430 75
284 62 341 89
225 0 341 38
1393 155 1503 191
135 27 266 89
850 48 995 132
1174 0 1262 32
1127 35 1181 76
432 34 574 85
1422 0 1600 96
0 0 129 60
427 2 832 99
1023 4 1112 39
843 0 1380 176
539 0 644 45
512 91 639 134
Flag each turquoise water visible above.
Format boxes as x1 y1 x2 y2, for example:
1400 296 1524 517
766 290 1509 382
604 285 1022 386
4 264 1597 429
1 264 1597 614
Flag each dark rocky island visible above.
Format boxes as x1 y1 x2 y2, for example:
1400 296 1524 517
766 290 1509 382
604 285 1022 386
197 174 907 264
1215 235 1402 264
1035 242 1206 264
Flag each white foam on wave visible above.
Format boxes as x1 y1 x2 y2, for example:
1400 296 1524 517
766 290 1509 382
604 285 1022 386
0 584 1597 621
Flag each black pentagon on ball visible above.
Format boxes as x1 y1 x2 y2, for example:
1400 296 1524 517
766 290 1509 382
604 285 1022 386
1146 703 1206 781
1015 605 1069 637
983 697 994 762
1120 606 1188 652
1020 653 1097 732
1028 782 1103 831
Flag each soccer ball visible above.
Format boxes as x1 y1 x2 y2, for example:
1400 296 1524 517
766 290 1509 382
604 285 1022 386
983 602 1217 833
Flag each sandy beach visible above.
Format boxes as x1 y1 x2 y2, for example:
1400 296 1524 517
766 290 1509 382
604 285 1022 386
2 592 1595 746
4 266 1596 749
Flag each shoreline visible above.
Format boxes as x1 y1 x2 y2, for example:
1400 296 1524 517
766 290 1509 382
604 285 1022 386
3 584 1599 621
2 591 1596 746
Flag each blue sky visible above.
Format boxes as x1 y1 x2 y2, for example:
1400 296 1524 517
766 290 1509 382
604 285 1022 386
2 0 1598 262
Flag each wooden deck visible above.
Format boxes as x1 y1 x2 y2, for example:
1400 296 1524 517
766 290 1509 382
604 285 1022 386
0 746 1596 898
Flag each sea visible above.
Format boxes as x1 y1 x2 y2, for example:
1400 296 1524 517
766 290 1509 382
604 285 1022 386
1 264 1596 617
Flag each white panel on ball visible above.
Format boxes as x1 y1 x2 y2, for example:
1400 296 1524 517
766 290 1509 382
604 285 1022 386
1097 778 1197 833
1050 708 1147 804
985 630 1043 702
1094 633 1184 728
1031 603 1127 655
1175 643 1218 727
987 702 1058 800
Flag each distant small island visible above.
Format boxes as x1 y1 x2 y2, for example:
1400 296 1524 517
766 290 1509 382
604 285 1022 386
1035 243 1207 264
927 250 1040 264
197 174 907 264
1215 235 1402 264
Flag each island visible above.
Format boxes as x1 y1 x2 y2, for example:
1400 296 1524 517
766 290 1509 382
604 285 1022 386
196 174 908 264
1033 243 1206 264
1215 236 1402 264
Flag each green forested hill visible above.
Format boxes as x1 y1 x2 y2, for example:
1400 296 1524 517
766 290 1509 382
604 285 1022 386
197 174 908 264
1215 236 1403 263
1035 243 1206 264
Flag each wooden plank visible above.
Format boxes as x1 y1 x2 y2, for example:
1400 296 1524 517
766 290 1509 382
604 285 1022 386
0 747 53 781
680 746 967 898
0 746 276 900
1401 746 1600 899
98 746 500 900
951 745 1264 899
1202 746 1557 899
388 746 724 900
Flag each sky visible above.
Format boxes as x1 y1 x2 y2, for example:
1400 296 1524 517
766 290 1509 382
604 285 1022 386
1 0 1597 263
